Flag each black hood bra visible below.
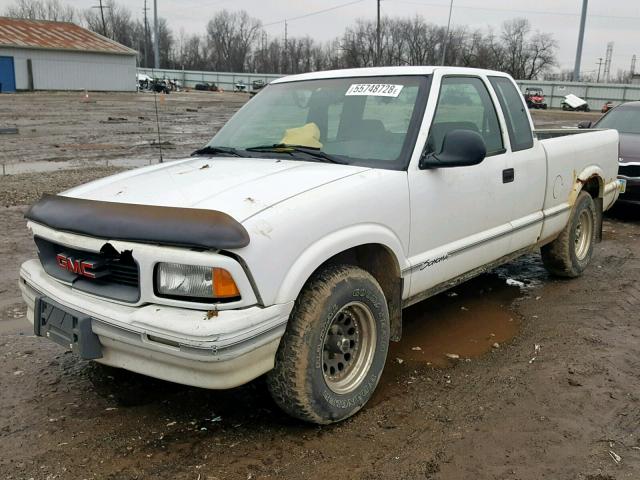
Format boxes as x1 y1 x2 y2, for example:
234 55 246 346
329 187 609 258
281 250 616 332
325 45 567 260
25 194 250 250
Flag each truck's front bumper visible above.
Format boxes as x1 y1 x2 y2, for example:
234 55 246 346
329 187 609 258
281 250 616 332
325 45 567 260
19 259 294 389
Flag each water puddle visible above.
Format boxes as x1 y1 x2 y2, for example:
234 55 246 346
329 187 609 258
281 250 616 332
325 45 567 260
389 273 521 368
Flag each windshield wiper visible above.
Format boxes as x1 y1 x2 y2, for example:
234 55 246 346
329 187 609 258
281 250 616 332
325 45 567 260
245 144 345 164
191 145 243 157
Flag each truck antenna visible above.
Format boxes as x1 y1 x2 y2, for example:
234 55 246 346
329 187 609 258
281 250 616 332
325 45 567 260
150 67 164 163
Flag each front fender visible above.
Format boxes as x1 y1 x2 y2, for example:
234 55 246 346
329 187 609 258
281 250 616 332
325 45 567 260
274 224 409 305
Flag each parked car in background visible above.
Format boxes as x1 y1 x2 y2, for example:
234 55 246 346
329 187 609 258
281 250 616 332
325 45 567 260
195 82 219 92
562 94 590 112
150 78 170 94
136 73 152 91
579 101 640 206
523 87 548 109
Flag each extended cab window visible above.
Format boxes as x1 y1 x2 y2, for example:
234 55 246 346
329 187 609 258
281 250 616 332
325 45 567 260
489 76 534 152
427 76 504 156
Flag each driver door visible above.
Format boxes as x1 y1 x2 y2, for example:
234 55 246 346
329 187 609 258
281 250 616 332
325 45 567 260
407 75 514 299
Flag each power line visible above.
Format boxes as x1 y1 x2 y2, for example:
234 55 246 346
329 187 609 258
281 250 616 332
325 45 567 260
263 0 365 28
389 0 640 21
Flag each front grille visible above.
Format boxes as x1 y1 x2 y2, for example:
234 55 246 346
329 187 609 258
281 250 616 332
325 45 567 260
619 163 640 178
107 261 139 287
34 237 140 303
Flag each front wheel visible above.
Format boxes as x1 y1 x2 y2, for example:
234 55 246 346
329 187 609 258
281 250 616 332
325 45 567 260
541 191 597 277
267 264 390 424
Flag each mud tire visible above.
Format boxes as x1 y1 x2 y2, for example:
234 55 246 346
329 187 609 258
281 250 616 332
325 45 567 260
266 264 390 424
541 191 597 277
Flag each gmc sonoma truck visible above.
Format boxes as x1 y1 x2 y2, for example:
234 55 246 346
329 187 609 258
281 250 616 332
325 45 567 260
20 67 623 424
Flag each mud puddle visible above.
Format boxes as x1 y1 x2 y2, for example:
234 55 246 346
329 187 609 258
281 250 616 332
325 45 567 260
375 256 548 401
391 273 521 368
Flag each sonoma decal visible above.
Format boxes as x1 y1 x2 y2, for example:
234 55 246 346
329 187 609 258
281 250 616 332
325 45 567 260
418 253 449 271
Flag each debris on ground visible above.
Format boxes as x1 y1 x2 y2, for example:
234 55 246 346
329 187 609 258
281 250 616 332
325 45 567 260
609 450 622 464
529 344 541 364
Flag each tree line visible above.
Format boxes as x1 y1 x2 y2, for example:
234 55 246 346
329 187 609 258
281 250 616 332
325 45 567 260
6 0 557 80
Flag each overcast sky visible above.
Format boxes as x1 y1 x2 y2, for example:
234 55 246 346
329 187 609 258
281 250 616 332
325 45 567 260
2 0 639 75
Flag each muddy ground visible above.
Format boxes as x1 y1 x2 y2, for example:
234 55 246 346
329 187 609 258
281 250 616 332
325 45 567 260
1 93 638 479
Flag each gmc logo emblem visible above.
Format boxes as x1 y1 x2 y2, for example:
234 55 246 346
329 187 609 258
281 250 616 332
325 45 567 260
56 254 98 279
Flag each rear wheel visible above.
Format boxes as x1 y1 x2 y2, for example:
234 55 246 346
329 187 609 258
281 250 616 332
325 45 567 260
267 264 390 424
541 191 597 277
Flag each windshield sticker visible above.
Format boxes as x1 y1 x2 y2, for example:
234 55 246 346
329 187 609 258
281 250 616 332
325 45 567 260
345 83 404 97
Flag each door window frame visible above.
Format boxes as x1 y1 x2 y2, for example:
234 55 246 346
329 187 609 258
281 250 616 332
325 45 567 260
425 74 507 158
487 75 535 153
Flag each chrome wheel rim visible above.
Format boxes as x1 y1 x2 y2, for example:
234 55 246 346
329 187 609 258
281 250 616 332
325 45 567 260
574 209 593 260
322 301 377 395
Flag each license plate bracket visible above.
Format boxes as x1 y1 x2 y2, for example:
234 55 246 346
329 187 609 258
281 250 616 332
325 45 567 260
35 297 103 360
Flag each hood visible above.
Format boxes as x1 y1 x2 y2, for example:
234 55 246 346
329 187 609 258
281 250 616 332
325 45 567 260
619 133 640 162
64 157 370 222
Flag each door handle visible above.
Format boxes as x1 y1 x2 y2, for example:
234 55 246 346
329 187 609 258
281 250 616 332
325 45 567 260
502 168 515 183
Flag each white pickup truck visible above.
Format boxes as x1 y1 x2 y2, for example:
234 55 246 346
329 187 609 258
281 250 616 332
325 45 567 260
20 67 623 424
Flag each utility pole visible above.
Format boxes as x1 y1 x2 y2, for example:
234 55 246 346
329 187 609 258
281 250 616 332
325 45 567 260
573 0 588 81
631 54 637 76
596 57 603 83
441 0 453 66
153 0 160 69
283 20 288 74
603 42 614 83
91 0 109 37
376 0 381 66
143 0 149 68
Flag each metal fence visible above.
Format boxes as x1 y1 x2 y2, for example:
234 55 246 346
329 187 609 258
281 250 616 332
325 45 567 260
515 80 640 109
137 67 282 91
138 68 640 108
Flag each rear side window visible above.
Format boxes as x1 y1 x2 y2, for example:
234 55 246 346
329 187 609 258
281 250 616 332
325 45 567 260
489 77 534 152
427 76 504 156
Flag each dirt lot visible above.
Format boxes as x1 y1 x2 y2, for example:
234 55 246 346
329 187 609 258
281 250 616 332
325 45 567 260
1 93 638 480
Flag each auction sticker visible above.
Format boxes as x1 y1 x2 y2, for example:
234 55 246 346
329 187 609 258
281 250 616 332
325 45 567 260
345 83 404 97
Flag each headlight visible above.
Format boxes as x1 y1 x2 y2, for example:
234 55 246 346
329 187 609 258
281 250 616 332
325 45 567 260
155 263 240 300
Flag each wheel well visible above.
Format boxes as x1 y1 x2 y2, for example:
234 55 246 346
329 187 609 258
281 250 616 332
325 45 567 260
579 175 604 242
320 244 403 342
581 176 602 198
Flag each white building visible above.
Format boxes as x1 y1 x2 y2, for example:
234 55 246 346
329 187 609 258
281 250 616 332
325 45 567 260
0 17 137 92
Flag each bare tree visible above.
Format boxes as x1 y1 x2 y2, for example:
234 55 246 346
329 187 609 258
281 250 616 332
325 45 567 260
6 0 562 81
5 0 75 22
526 32 557 79
205 10 261 72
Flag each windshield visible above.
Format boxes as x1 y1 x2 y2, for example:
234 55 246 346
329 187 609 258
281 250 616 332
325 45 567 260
205 75 430 169
596 106 640 134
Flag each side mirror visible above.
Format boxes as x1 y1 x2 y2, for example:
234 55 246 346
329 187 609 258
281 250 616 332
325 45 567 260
420 129 487 169
577 120 592 129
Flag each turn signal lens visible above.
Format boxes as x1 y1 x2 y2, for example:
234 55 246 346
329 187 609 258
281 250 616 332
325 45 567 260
213 268 240 298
